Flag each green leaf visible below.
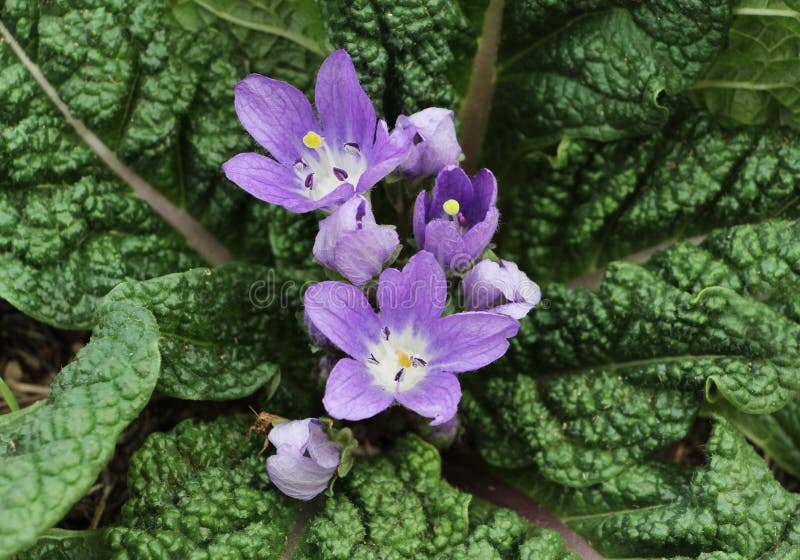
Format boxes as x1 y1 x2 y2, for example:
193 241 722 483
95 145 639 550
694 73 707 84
465 222 800 486
515 418 800 558
101 415 580 559
499 109 800 284
103 264 312 401
0 302 160 557
487 0 731 152
690 1 800 128
0 0 323 329
13 530 108 560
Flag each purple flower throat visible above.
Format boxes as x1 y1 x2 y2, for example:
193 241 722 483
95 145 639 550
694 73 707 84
296 132 365 199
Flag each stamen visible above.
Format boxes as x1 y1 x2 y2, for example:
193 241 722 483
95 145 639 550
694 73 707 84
443 199 460 217
303 131 323 149
412 132 424 145
304 173 315 190
367 353 380 365
394 369 404 382
382 326 391 340
396 350 412 369
293 159 307 172
457 212 468 227
411 356 427 367
333 167 349 181
344 142 360 155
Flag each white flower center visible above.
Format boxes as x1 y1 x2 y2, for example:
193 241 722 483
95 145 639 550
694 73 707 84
366 326 429 393
295 132 367 201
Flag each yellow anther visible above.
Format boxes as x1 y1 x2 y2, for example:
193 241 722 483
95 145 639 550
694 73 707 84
396 350 412 369
443 199 460 216
302 131 323 149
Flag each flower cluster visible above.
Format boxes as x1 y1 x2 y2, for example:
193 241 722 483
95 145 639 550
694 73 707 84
224 50 541 500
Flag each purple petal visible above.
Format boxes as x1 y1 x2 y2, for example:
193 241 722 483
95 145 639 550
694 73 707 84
315 50 377 153
431 166 473 220
413 190 430 250
307 420 341 469
313 196 368 269
234 74 320 164
462 207 499 260
462 260 505 312
397 108 462 181
492 302 536 320
396 370 461 426
357 120 412 192
304 282 380 360
463 169 498 225
422 220 471 271
323 358 394 421
269 419 313 451
334 226 399 286
267 453 336 501
222 152 303 209
428 312 519 373
377 251 447 333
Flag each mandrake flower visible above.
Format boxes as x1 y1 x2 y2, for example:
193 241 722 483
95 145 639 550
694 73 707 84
304 251 519 426
395 107 462 183
223 50 410 213
414 165 499 271
462 259 542 319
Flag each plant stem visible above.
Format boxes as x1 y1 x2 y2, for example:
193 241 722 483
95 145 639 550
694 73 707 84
0 377 20 413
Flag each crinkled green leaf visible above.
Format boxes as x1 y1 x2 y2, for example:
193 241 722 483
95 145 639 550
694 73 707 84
487 0 730 153
514 418 800 558
103 264 311 400
0 302 160 557
318 0 475 118
500 109 800 283
0 0 322 329
465 222 800 485
102 415 579 559
690 1 800 129
14 530 108 560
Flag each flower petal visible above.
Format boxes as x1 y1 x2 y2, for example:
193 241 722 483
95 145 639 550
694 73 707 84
423 219 471 271
234 74 319 164
396 108 461 181
222 152 303 208
304 281 380 360
357 120 412 192
377 251 447 333
492 302 536 320
428 312 519 373
315 50 377 152
396 370 461 426
463 168 497 225
462 206 499 260
269 419 312 452
313 196 366 269
307 420 341 469
323 358 394 421
413 190 430 249
334 226 399 286
431 166 473 220
462 259 505 312
267 453 336 501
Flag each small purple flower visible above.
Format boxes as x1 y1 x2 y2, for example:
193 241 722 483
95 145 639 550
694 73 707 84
304 251 519 426
462 259 542 319
414 166 499 271
313 195 399 286
396 108 461 182
223 50 410 213
266 418 341 501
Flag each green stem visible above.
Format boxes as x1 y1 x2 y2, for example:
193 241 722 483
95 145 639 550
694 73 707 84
732 7 800 20
0 377 20 413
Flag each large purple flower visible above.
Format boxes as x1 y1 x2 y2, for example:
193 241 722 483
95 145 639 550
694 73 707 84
396 108 461 182
304 251 519 425
462 259 541 319
313 195 399 286
414 166 499 271
223 50 410 213
266 418 341 501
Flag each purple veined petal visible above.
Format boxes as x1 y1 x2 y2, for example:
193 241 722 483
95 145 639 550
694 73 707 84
304 282 380 360
462 168 498 225
423 219 471 272
234 74 320 164
267 453 336 501
491 302 536 320
333 226 400 286
357 120 412 192
377 251 447 333
269 418 313 452
427 311 519 373
222 152 305 209
431 166 474 220
413 190 430 250
395 370 461 426
462 206 499 260
315 50 377 153
502 260 542 307
462 259 505 312
313 196 367 269
307 420 341 469
322 358 394 421
396 108 461 181
291 182 359 213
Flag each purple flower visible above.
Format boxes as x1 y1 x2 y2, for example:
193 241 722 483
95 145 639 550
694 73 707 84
414 166 499 271
304 251 519 426
223 50 410 213
313 195 399 286
266 418 341 501
462 259 542 320
396 108 461 182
